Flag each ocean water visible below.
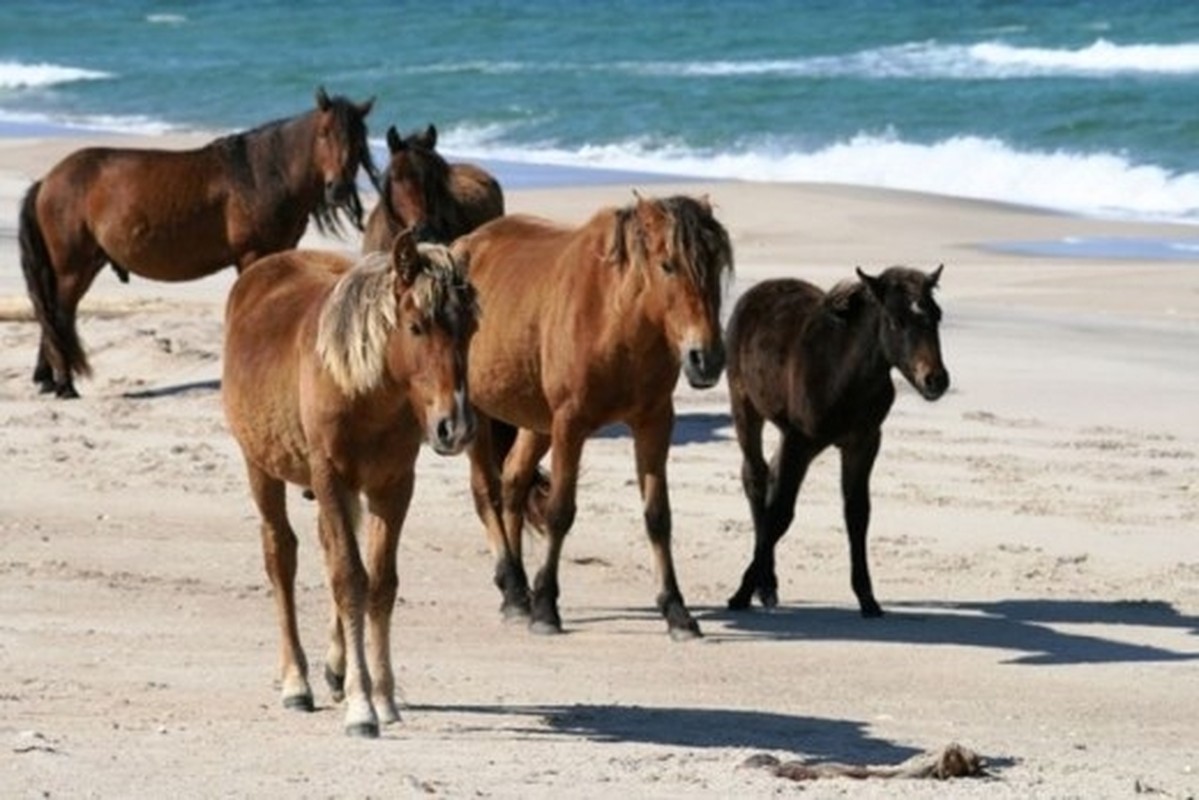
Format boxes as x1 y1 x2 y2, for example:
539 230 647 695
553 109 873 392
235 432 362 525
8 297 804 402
2 0 1198 224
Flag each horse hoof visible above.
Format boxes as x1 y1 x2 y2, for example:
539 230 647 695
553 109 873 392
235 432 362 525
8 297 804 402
344 721 380 739
727 591 752 611
282 692 315 713
860 602 884 619
757 588 779 608
56 384 79 399
529 619 563 636
668 621 703 642
501 600 532 624
324 665 346 701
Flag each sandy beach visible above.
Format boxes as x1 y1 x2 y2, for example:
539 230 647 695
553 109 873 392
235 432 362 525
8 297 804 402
2 133 1197 798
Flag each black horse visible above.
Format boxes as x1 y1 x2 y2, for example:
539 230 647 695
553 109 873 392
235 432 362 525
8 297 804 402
725 265 950 616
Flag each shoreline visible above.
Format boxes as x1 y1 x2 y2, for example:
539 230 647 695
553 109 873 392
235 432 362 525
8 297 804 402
2 119 1196 263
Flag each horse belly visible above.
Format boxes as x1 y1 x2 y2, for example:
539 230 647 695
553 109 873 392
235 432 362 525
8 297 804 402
98 213 234 281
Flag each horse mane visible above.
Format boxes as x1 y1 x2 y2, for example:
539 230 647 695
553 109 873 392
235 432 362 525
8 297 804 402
212 94 378 238
608 195 735 312
824 280 869 318
315 245 476 397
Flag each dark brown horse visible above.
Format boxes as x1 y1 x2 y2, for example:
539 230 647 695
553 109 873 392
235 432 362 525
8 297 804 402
452 194 733 640
222 231 479 737
726 265 950 617
362 123 504 251
20 87 378 398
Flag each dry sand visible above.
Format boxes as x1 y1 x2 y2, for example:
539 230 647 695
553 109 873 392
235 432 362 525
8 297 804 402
1 134 1197 799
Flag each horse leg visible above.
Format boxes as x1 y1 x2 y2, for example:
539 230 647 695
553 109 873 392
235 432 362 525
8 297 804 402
528 421 578 635
840 429 884 617
311 472 377 737
244 462 312 711
467 417 531 620
39 239 104 398
632 405 700 640
728 393 768 610
361 473 414 726
732 426 812 609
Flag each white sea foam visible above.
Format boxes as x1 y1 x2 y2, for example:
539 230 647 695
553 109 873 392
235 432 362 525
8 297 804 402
146 13 187 25
0 60 110 89
441 126 1199 224
438 39 1199 80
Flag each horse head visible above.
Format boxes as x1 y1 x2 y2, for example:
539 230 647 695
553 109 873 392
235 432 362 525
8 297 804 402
857 264 950 400
620 193 733 389
312 86 376 227
382 124 449 243
389 229 479 454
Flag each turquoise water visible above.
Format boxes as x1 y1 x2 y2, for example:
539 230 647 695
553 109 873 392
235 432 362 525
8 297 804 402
2 1 1199 222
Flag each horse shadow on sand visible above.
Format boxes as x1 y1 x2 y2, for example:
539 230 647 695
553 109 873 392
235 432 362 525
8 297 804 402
691 597 1199 666
595 411 733 446
409 701 927 765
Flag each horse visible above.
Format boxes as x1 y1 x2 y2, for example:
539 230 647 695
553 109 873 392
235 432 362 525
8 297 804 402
452 193 734 641
221 230 479 737
362 123 504 251
20 86 379 398
724 265 950 617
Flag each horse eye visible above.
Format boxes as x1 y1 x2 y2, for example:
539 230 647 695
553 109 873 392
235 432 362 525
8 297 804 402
661 261 676 275
408 322 424 336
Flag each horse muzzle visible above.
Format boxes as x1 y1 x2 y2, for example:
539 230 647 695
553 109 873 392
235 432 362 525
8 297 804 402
915 364 950 401
682 342 726 389
427 403 476 456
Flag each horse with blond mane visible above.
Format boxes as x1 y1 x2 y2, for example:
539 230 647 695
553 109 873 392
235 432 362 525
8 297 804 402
222 230 479 737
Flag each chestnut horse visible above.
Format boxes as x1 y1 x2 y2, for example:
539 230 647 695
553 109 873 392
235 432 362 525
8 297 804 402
20 87 378 398
453 194 733 640
725 266 950 617
222 231 478 737
362 123 504 251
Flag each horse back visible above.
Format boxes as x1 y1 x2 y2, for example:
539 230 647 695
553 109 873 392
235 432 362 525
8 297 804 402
727 278 829 429
223 250 351 482
40 145 239 280
455 214 586 430
449 163 505 225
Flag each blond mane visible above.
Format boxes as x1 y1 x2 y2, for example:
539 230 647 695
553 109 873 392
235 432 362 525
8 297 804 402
315 244 472 397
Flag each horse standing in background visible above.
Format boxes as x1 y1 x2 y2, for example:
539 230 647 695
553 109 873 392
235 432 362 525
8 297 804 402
19 87 378 397
725 265 950 617
362 123 503 251
222 230 480 737
452 194 733 641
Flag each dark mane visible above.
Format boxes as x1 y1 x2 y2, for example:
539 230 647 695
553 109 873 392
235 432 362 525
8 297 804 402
212 95 378 238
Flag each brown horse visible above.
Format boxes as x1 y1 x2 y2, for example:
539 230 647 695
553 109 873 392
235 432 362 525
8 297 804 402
725 265 950 617
20 87 378 398
222 231 479 737
452 194 734 640
362 123 504 251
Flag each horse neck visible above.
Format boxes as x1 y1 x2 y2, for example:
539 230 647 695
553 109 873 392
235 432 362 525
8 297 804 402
244 114 324 203
822 299 893 395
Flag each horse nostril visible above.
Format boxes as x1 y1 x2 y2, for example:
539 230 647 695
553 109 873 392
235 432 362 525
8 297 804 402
436 417 454 445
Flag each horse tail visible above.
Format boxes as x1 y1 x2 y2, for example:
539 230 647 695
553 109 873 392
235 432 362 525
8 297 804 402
19 181 91 379
490 420 551 535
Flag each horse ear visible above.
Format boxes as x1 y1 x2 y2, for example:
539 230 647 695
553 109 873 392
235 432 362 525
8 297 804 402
358 96 375 117
929 263 944 288
392 229 421 287
387 125 403 153
315 86 331 111
422 124 438 149
856 267 885 302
